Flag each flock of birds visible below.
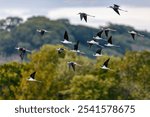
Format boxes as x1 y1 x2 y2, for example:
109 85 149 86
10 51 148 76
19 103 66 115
14 4 145 82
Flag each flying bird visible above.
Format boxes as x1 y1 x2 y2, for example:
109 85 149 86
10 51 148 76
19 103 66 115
93 30 106 40
27 72 41 82
15 47 31 60
87 39 103 48
61 31 73 44
128 31 144 40
104 36 120 47
101 58 110 70
108 4 127 15
93 48 103 57
78 12 95 22
67 61 81 71
57 48 65 54
37 29 49 36
104 28 116 37
70 40 85 54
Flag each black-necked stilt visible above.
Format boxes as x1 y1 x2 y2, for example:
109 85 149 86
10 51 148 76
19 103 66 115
101 58 110 70
93 48 103 57
87 39 103 48
67 61 81 71
57 48 65 54
27 72 41 82
15 47 31 60
37 29 49 36
93 30 106 40
104 36 120 47
61 31 73 44
70 40 85 54
104 28 116 37
128 31 144 40
78 12 95 22
108 4 127 15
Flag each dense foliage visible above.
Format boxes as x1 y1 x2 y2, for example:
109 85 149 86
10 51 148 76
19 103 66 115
0 16 150 100
0 45 150 100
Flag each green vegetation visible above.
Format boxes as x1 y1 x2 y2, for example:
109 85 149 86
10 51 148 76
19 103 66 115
0 16 150 60
0 45 150 100
0 16 150 100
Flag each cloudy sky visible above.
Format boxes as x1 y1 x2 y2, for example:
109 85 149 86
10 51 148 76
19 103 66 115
0 0 150 31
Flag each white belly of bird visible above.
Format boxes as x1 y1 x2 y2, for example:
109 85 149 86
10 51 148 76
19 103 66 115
94 53 102 56
93 36 103 40
28 78 37 81
105 43 114 47
101 66 109 70
62 40 72 44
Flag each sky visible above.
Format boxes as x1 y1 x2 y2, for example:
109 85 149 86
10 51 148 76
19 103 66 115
0 0 150 31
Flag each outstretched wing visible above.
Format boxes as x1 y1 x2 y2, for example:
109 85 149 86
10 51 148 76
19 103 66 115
103 58 110 67
131 33 135 40
114 8 120 15
108 36 112 44
96 48 102 54
30 72 36 79
74 40 79 50
97 31 103 38
71 63 75 71
83 15 87 22
64 31 69 41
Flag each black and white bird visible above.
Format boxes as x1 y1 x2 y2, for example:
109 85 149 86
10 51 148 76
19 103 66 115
105 36 120 47
70 40 85 54
93 30 106 40
27 72 37 81
37 29 49 36
61 31 73 44
93 48 103 57
104 28 116 37
108 4 127 15
57 48 65 54
101 58 110 70
87 39 103 48
27 72 41 82
78 12 95 22
67 61 81 71
15 47 31 60
128 31 144 40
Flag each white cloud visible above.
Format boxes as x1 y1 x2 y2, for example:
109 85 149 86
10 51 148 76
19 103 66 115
0 8 30 19
47 7 150 31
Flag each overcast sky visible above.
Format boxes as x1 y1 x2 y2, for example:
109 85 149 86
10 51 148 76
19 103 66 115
0 0 150 31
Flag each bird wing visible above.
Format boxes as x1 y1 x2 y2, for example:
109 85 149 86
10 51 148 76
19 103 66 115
96 48 102 54
71 63 75 71
114 8 120 15
97 31 103 37
105 30 109 37
74 41 79 50
131 33 135 40
64 31 69 41
40 30 45 36
114 4 120 8
83 15 87 22
19 50 26 60
80 14 83 20
103 58 110 67
108 36 112 44
30 72 36 79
